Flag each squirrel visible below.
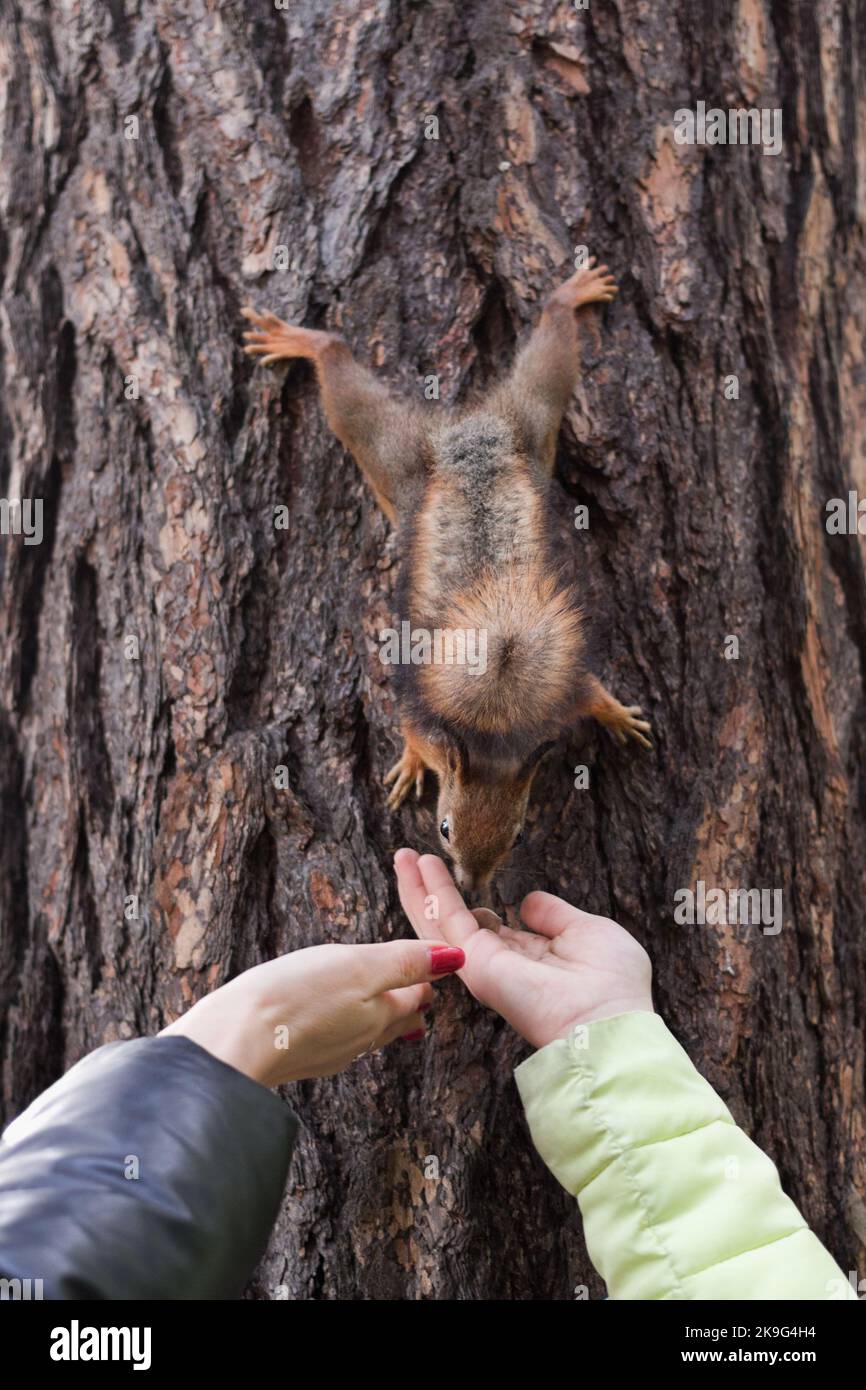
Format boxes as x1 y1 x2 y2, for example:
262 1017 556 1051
242 259 651 895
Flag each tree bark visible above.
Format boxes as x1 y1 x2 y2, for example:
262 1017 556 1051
1 0 865 1300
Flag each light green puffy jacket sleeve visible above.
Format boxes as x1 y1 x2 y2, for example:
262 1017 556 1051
514 1011 855 1300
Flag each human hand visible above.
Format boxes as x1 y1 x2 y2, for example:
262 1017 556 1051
161 938 464 1087
394 850 653 1049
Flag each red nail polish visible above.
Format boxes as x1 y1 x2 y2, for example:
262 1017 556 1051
401 1029 426 1041
430 945 465 975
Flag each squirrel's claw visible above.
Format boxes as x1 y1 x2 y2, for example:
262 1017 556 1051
241 306 294 363
241 311 334 369
241 305 287 332
384 749 426 808
616 705 653 750
552 260 620 310
242 325 292 364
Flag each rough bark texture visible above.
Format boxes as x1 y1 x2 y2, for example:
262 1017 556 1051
1 0 865 1300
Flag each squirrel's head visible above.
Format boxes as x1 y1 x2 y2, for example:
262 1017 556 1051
435 738 555 896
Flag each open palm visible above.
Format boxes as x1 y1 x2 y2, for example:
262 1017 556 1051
395 850 653 1049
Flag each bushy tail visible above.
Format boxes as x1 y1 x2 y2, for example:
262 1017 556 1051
417 568 585 736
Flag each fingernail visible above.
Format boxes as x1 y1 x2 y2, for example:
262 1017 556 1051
430 945 465 975
401 1029 426 1042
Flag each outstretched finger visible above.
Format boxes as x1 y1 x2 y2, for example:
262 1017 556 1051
415 855 480 945
394 848 446 941
395 849 478 947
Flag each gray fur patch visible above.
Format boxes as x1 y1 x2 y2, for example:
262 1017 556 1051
434 414 512 480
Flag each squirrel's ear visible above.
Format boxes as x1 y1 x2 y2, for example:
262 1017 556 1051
445 735 469 777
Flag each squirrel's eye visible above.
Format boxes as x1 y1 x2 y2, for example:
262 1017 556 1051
440 818 450 841
513 828 524 847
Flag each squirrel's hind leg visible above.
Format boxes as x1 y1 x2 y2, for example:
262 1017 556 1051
490 259 618 476
578 673 652 749
243 307 428 524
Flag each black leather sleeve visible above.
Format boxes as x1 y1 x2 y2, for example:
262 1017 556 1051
0 1035 298 1300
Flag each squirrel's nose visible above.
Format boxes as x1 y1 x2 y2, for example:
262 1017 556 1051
454 866 475 894
456 868 492 901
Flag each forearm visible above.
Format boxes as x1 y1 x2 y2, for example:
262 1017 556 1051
515 1012 855 1301
0 1036 297 1300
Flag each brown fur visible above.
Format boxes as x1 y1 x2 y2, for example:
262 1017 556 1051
242 260 652 895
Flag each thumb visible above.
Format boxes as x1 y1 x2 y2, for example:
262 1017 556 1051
359 939 465 996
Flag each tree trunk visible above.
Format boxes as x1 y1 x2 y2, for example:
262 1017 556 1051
1 0 865 1300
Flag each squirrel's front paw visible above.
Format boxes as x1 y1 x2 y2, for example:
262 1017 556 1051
384 747 426 808
611 704 652 750
552 257 619 310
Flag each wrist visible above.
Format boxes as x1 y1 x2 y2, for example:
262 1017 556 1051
554 996 654 1038
161 986 275 1088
